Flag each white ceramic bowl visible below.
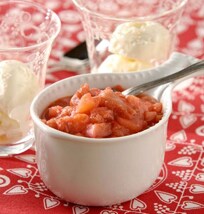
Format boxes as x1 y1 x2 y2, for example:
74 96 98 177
30 53 197 206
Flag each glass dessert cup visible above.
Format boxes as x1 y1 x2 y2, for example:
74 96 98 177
0 0 61 156
72 0 188 73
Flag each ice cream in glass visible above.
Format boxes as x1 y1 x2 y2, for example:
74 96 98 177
72 0 188 73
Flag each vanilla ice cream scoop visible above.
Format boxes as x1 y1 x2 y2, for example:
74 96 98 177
0 60 40 142
109 21 171 63
0 60 39 115
98 54 152 73
0 110 21 142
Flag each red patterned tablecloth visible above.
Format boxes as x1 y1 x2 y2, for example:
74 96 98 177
0 0 204 213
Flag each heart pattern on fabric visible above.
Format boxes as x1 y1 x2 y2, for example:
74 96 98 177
196 173 204 182
166 143 176 151
15 155 36 164
196 125 204 137
170 130 187 142
3 185 28 195
181 201 204 210
7 168 32 178
178 100 195 112
168 156 193 167
43 197 60 210
100 211 118 214
72 206 89 214
0 175 10 187
155 191 177 204
190 184 204 194
130 198 147 210
180 115 197 128
188 39 204 48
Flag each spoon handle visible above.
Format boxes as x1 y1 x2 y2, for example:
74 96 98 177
122 60 204 96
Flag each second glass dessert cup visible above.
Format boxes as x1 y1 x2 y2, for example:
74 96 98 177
72 0 188 73
0 0 61 156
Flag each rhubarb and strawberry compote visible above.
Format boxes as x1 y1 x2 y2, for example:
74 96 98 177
41 83 163 138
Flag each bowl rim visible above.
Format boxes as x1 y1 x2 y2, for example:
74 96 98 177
30 73 172 145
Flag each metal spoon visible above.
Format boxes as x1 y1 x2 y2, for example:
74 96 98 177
122 60 204 96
